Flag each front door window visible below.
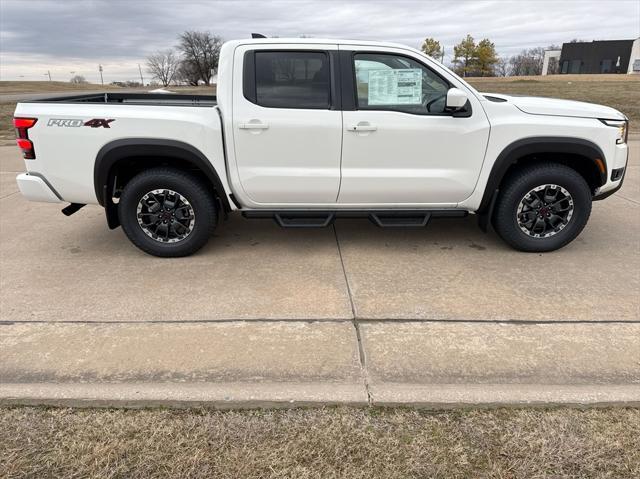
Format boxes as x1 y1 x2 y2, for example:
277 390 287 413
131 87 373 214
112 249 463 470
353 53 450 115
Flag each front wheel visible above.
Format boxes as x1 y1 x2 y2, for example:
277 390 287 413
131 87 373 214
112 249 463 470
492 163 592 252
118 168 217 257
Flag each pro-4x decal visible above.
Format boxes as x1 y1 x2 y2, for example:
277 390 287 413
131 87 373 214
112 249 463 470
84 119 115 128
47 119 83 127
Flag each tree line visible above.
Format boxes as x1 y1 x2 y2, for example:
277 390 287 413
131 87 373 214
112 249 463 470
422 35 559 77
143 31 559 86
146 31 223 87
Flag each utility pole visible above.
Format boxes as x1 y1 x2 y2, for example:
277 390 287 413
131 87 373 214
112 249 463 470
98 65 104 85
138 64 144 86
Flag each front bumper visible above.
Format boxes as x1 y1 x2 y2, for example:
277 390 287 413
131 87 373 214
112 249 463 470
593 142 629 201
16 173 63 203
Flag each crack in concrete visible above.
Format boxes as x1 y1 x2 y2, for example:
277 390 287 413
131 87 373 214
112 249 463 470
616 194 640 205
352 319 373 405
0 191 20 200
333 224 372 405
3 319 639 325
332 224 357 320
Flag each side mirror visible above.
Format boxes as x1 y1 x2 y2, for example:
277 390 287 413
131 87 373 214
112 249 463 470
446 88 469 110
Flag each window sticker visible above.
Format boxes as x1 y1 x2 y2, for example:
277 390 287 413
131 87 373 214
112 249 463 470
368 69 422 105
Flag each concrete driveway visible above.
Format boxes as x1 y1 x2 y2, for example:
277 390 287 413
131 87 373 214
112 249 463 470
1 145 638 323
1 144 639 407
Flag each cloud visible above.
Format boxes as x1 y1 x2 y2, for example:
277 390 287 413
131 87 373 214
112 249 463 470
1 0 638 81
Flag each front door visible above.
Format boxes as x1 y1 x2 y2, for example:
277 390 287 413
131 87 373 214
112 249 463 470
232 46 342 205
338 48 490 206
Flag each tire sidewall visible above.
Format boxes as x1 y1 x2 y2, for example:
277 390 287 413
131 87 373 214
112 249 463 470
495 166 591 252
119 170 216 257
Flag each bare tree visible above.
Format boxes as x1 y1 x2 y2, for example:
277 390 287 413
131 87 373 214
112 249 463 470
146 49 181 87
175 60 201 86
177 31 223 85
495 57 509 77
70 75 87 84
509 47 546 76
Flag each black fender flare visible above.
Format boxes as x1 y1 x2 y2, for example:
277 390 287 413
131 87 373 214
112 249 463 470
94 138 230 227
477 136 607 215
94 138 229 207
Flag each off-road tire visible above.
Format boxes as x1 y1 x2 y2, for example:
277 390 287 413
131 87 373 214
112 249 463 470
492 162 592 252
118 167 217 257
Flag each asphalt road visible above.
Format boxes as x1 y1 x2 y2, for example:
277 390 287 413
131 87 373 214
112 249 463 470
0 144 638 407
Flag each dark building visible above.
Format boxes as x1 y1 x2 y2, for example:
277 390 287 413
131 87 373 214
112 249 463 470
559 39 637 74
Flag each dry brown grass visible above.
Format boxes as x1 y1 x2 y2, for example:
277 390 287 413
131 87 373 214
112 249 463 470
470 73 640 83
1 406 639 479
0 81 124 95
0 102 17 144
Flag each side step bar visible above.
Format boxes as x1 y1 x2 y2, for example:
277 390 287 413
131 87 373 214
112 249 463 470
242 209 468 228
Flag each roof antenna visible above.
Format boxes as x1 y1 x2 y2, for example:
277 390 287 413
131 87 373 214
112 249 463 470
251 33 266 38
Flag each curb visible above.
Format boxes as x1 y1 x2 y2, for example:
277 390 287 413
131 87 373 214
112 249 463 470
0 382 368 409
370 384 640 408
3 382 640 409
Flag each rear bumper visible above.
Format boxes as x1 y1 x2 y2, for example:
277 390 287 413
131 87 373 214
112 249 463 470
16 173 63 203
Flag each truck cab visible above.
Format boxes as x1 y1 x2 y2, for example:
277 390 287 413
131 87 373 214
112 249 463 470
219 40 490 208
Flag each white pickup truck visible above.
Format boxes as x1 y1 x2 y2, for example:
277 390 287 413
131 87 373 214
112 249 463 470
14 38 629 257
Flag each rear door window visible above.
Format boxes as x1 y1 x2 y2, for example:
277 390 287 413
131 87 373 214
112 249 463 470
253 51 330 109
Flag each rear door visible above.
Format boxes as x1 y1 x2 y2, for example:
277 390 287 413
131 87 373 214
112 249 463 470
337 46 490 205
231 44 342 205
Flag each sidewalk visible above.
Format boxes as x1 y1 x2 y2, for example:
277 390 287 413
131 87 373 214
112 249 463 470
2 321 639 408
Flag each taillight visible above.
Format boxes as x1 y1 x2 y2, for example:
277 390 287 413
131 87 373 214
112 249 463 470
14 118 37 129
14 117 37 159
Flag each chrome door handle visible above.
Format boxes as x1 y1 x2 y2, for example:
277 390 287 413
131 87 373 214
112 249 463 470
347 124 377 132
239 122 269 130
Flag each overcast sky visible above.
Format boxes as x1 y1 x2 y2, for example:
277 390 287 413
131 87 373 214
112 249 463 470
1 0 639 83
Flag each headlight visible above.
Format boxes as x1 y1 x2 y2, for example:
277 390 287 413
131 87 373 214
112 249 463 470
600 119 628 144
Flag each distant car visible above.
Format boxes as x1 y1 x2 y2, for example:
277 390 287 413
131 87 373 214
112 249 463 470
13 38 629 257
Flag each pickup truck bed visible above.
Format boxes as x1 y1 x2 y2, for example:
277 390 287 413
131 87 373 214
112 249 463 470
21 92 217 107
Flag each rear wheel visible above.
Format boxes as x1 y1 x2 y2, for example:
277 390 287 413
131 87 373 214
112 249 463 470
492 163 592 252
118 168 217 257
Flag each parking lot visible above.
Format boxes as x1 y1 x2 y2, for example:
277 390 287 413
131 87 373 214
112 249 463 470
1 143 639 407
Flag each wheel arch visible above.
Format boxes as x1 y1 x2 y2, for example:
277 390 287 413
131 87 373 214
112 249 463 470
94 138 230 228
478 136 607 215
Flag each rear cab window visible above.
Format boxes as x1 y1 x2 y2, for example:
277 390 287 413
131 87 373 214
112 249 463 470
244 50 331 109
